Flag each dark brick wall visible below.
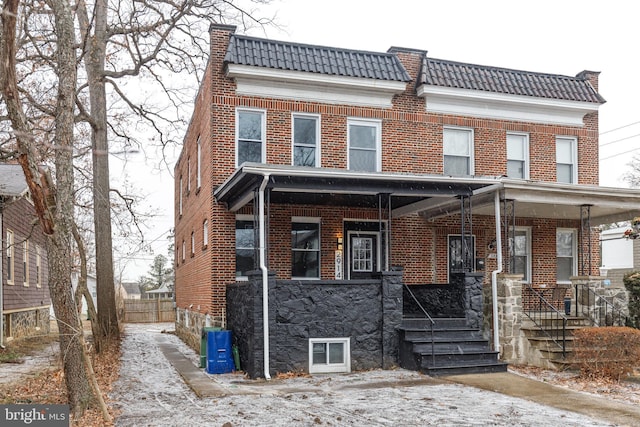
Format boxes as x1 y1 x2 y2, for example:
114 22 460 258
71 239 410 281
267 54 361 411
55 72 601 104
227 270 403 378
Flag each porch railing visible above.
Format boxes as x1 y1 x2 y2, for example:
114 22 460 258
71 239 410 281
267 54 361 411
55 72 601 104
403 283 435 366
573 284 628 327
523 283 567 358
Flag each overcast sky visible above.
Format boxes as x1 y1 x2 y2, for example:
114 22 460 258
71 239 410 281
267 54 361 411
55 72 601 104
117 0 640 280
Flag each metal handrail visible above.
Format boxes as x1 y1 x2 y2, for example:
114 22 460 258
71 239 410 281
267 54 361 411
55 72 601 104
404 284 436 366
574 284 628 327
523 283 567 357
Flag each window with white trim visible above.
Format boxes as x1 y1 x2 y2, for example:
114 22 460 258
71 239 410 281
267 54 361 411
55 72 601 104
23 240 29 286
556 229 577 283
444 127 474 176
291 218 320 279
6 230 14 284
236 109 266 167
187 157 191 193
191 231 195 256
506 133 529 179
196 136 202 189
509 227 531 283
203 220 209 249
179 175 183 216
181 240 185 262
556 136 577 184
36 245 41 287
348 118 381 172
236 215 256 279
293 114 320 167
309 338 351 374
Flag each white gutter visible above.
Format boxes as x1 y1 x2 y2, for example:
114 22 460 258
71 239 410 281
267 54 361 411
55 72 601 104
258 174 271 380
491 191 502 353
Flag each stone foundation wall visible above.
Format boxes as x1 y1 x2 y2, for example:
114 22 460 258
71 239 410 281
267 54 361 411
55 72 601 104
4 307 51 340
174 308 224 353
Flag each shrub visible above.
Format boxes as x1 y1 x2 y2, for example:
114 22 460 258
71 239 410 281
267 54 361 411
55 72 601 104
572 326 640 382
623 271 640 329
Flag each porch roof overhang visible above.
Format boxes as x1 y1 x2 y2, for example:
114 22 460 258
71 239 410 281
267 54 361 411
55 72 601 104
213 163 503 217
418 178 640 225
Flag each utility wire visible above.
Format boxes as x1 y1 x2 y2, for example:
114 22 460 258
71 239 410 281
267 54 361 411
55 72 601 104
600 120 640 136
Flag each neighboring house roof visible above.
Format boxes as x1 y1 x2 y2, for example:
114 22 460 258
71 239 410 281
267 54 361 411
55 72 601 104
122 282 141 296
0 164 28 197
224 34 412 82
146 283 173 294
418 56 605 104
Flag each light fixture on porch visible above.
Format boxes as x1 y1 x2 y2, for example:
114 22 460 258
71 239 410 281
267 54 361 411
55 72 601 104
336 237 343 251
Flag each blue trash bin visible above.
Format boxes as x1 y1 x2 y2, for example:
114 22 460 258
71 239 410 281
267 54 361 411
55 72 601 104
206 330 235 374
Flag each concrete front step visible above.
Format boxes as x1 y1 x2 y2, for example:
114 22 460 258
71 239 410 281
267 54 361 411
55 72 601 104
399 317 506 376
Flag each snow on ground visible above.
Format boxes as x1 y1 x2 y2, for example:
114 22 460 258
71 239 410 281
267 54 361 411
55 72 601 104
111 323 613 427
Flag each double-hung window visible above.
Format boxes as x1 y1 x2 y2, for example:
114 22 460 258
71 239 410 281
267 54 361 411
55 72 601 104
6 230 14 284
36 245 41 287
509 227 531 283
236 109 266 167
293 114 319 167
348 119 381 172
179 176 183 216
506 133 529 179
556 229 577 283
444 127 473 175
190 231 195 256
291 218 320 279
236 216 256 279
196 136 202 189
203 220 209 249
23 240 29 286
556 136 577 184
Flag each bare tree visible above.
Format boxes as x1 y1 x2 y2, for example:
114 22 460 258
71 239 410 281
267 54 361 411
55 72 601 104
75 0 275 346
0 0 96 416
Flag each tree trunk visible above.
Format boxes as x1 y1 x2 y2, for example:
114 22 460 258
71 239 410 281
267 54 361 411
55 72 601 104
77 0 120 344
1 0 95 416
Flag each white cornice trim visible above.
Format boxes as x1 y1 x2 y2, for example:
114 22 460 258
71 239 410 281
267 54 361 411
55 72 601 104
417 84 600 126
227 64 407 108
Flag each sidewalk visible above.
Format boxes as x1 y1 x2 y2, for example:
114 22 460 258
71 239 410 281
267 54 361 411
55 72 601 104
156 328 640 426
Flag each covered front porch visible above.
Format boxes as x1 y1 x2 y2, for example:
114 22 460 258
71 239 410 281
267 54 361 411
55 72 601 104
215 164 640 377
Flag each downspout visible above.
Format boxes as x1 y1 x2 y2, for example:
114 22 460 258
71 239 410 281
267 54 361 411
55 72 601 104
491 191 502 353
258 174 271 380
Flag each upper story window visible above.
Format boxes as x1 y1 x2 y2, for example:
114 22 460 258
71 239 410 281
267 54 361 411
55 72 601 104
181 239 186 262
236 216 256 279
506 133 529 179
556 136 577 184
293 114 320 167
179 175 183 216
291 218 320 279
556 229 577 283
443 127 474 176
196 136 202 189
187 157 191 193
23 240 29 286
348 118 381 172
203 219 209 249
190 231 195 256
236 109 266 167
509 227 531 283
6 230 14 284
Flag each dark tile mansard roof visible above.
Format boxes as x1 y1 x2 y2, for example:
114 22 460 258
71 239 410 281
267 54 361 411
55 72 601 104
418 56 605 104
224 34 412 82
220 28 604 104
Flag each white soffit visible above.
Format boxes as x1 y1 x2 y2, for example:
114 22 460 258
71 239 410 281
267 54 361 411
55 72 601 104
416 85 600 126
227 64 407 108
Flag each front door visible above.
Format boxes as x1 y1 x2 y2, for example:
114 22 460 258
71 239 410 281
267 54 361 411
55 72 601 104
347 231 380 280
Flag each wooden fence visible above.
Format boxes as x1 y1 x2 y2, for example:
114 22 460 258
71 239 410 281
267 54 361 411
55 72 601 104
123 298 176 323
